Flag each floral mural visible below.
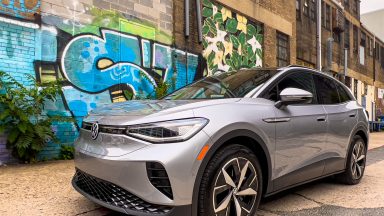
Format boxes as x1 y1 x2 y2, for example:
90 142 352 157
202 0 263 75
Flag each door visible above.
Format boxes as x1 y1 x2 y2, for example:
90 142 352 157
314 75 358 174
263 71 327 190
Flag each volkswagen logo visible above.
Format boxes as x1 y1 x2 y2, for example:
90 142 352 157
91 122 99 140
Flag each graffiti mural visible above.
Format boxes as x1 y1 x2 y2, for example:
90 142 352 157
202 0 263 75
0 0 203 161
0 0 41 20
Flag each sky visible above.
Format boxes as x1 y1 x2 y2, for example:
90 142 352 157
360 0 384 14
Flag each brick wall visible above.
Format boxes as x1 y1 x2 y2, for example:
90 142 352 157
0 19 39 163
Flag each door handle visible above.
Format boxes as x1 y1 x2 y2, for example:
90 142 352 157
349 113 356 118
317 116 326 122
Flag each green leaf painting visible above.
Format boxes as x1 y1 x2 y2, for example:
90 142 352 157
202 0 263 75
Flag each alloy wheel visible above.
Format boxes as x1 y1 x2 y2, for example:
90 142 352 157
212 157 258 216
351 141 366 180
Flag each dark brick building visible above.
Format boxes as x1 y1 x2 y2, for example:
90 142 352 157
296 0 384 119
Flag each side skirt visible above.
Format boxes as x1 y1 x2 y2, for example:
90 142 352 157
263 170 345 198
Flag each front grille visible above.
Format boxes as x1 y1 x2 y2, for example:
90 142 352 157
73 169 172 215
146 162 173 200
82 122 126 134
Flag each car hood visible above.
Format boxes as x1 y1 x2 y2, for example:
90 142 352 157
85 99 241 125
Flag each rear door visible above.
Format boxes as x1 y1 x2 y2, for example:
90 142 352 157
313 75 358 174
263 70 328 190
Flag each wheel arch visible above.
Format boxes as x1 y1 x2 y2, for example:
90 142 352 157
191 129 272 216
344 125 369 168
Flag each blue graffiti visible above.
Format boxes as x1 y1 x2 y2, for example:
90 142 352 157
62 29 200 98
62 30 157 98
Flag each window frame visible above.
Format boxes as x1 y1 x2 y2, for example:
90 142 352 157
276 32 290 67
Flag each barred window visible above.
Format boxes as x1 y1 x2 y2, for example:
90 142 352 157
277 32 290 67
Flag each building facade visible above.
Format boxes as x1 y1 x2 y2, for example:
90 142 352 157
296 0 384 120
0 0 296 163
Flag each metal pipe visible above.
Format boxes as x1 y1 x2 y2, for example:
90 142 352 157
344 48 348 83
185 0 190 37
196 0 203 43
316 0 322 71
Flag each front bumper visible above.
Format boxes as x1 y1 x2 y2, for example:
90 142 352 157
73 129 210 215
72 169 191 216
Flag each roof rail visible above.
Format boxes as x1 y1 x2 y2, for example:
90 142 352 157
284 65 312 69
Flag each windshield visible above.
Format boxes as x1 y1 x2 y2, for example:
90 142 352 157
164 69 279 100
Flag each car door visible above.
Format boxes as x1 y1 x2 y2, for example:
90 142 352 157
263 70 328 190
313 75 358 174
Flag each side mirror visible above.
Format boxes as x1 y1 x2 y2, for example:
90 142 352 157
275 88 313 109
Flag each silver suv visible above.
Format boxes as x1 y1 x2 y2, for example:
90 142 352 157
72 66 369 216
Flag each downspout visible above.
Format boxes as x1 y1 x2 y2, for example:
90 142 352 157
317 0 322 71
196 0 203 43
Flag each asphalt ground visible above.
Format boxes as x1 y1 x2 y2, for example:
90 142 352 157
0 133 383 216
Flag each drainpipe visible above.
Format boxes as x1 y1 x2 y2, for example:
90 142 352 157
317 0 322 71
196 0 203 43
185 0 190 37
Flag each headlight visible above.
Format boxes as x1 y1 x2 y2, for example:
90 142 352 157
126 118 209 143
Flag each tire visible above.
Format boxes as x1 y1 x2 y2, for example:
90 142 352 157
198 145 263 216
336 135 367 185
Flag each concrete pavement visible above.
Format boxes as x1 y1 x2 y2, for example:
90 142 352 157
0 132 383 216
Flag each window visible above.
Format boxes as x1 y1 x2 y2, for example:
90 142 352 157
321 2 325 27
325 4 331 30
354 79 358 99
314 75 340 104
344 0 349 8
344 19 350 48
352 0 359 15
369 37 373 56
264 72 318 104
336 82 352 102
296 0 301 20
381 46 384 68
277 32 290 67
360 32 366 64
310 0 316 21
333 32 340 43
360 32 366 48
353 25 358 53
303 0 309 16
376 42 380 60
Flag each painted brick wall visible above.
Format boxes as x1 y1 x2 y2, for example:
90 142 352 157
0 19 39 163
0 0 202 163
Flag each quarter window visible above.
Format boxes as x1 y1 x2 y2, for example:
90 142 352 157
314 75 340 104
335 82 352 103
